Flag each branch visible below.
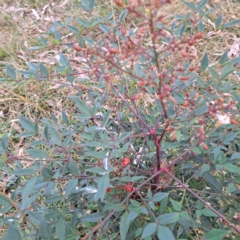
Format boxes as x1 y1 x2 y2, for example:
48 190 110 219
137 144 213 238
165 170 240 234
0 192 38 231
81 143 197 240
149 12 168 119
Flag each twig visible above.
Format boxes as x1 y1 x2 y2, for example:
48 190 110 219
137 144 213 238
81 142 197 240
0 192 38 231
165 170 240 234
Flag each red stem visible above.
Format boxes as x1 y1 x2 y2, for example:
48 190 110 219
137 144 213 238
81 144 198 240
165 170 240 234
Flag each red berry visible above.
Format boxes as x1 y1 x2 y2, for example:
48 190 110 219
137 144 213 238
150 129 155 135
109 48 120 54
73 45 82 52
122 157 130 166
106 187 111 192
161 166 168 173
124 185 133 192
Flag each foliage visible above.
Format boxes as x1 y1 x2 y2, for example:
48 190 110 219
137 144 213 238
1 0 240 239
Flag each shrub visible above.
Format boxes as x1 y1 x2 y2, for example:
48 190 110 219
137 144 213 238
1 0 240 239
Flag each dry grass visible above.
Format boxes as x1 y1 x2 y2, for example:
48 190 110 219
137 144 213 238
0 0 239 236
0 0 111 140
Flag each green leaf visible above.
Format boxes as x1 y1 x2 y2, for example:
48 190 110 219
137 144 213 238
61 110 69 125
26 149 48 159
68 157 79 176
59 52 69 67
208 67 219 79
201 53 208 71
181 0 195 11
180 211 191 220
222 163 240 173
160 196 168 214
170 199 182 211
4 224 21 240
39 63 49 77
130 199 141 207
22 177 37 202
76 18 90 27
201 208 217 217
135 228 143 238
42 167 54 179
200 164 211 175
85 151 107 159
119 9 128 23
147 189 152 199
120 211 129 240
119 132 131 142
65 179 78 196
69 96 92 117
48 126 62 146
86 167 106 174
17 132 36 138
198 20 205 32
204 173 221 191
105 10 115 20
204 6 218 16
196 77 205 87
175 14 185 20
130 176 146 182
141 223 157 239
157 213 180 225
82 141 105 147
197 201 207 211
18 116 38 133
226 183 236 193
99 24 110 34
96 174 109 201
163 141 181 149
152 192 168 202
67 25 79 34
230 56 240 64
39 216 53 240
219 50 228 64
223 132 238 144
205 228 230 240
5 64 16 80
12 168 37 176
196 209 202 218
40 36 47 46
89 0 96 11
216 152 226 164
157 226 175 240
0 194 12 206
175 24 186 37
191 147 202 154
215 14 222 30
148 200 155 211
56 217 66 240
222 19 240 29
27 46 45 51
231 152 240 160
80 212 105 222
102 111 111 127
45 194 62 204
21 192 37 210
127 211 140 224
0 135 8 154
197 0 208 11
221 62 233 79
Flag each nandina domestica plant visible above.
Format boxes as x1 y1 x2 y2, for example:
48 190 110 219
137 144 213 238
1 0 240 239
